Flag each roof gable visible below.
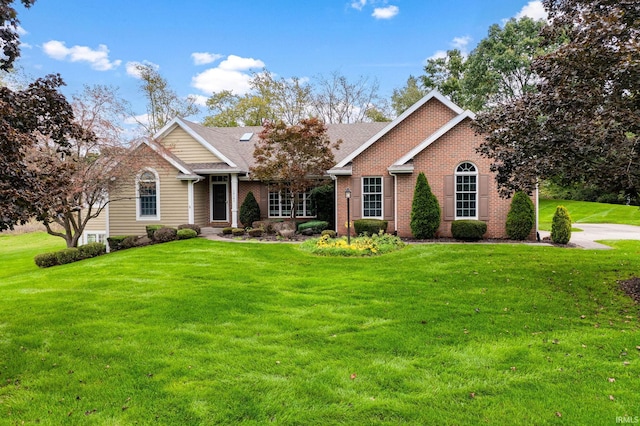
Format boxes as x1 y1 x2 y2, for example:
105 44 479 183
334 90 464 168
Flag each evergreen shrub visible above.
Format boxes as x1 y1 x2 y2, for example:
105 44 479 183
240 191 261 228
451 220 487 241
506 191 535 240
410 172 441 239
321 230 337 238
55 248 82 265
34 252 59 268
354 219 388 236
78 242 106 258
298 220 329 234
146 225 164 239
178 224 201 235
222 227 234 235
154 227 177 243
551 205 572 244
177 229 197 240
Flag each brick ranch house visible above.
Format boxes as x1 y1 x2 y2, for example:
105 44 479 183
82 90 536 243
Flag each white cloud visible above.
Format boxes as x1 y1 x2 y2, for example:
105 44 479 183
16 25 27 36
189 94 209 107
351 0 366 11
191 52 223 66
42 40 121 71
125 60 160 78
451 36 472 50
191 54 265 95
427 50 448 62
372 5 399 19
515 1 548 21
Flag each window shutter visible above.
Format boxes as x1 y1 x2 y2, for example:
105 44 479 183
444 175 455 221
383 177 394 221
259 185 269 219
351 177 362 220
479 174 489 221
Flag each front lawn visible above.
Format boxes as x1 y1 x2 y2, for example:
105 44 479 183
539 199 640 230
1 233 639 424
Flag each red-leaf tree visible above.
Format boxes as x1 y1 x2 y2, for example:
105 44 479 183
475 0 640 198
251 118 341 220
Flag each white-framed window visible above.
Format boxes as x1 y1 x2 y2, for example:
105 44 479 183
136 168 160 220
455 162 478 219
82 231 106 245
268 190 313 218
362 176 383 218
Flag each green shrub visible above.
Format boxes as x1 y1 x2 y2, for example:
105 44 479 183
354 219 388 236
177 228 197 240
321 229 337 238
107 235 131 252
231 228 245 236
506 191 535 240
178 224 201 235
248 228 263 237
451 220 487 241
551 205 572 244
34 252 59 268
240 191 261 228
410 172 441 239
253 220 276 234
55 248 82 265
301 232 405 257
310 184 335 228
146 224 164 239
222 227 234 235
298 220 329 234
78 242 106 258
121 235 139 249
154 227 177 243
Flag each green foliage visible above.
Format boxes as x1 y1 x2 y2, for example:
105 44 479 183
121 235 139 249
451 220 487 241
506 191 535 240
78 242 106 258
231 228 245 236
309 184 335 228
107 235 132 252
34 252 59 268
391 75 427 116
410 172 441 239
301 232 405 257
248 228 263 237
222 227 234 235
239 191 261 228
145 225 164 239
178 224 201 235
551 205 572 244
177 229 197 240
320 229 337 238
55 248 81 265
298 220 329 234
153 227 177 243
354 219 388 236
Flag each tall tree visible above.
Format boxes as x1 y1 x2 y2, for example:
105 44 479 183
420 49 469 108
391 75 427 116
0 0 36 71
134 64 199 135
475 0 640 198
26 85 142 247
250 118 341 219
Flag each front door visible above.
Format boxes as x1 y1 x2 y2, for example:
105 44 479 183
211 183 227 221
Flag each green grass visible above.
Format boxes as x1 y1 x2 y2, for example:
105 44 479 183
1 233 640 424
539 199 640 231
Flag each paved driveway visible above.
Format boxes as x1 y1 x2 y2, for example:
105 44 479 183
539 223 640 249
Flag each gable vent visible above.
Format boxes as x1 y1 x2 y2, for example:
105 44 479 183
240 132 253 142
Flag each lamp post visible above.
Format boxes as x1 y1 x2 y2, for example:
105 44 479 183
345 187 351 245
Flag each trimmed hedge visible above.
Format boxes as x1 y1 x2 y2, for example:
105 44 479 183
34 252 59 268
231 228 245 236
146 225 164 239
354 219 388 236
506 191 535 240
107 235 135 252
298 220 329 234
78 242 106 258
154 227 177 243
178 224 201 235
451 220 487 241
321 229 337 238
248 228 263 237
222 227 234 235
35 242 107 268
177 228 197 240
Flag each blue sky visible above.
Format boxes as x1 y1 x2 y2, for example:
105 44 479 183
13 0 546 122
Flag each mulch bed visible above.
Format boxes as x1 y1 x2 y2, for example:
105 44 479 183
619 277 640 303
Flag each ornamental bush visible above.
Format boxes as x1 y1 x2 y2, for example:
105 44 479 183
506 191 535 240
248 228 263 237
410 172 441 239
310 184 335 228
34 252 59 268
321 229 337 238
298 220 329 234
240 191 261 228
551 205 572 244
451 220 487 241
146 224 164 239
154 227 177 243
78 242 106 258
178 224 201 235
107 235 133 252
177 228 197 240
231 228 245 236
55 248 82 265
222 227 233 235
354 219 388 236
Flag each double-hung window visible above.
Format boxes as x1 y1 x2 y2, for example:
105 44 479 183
362 177 382 218
137 169 159 219
455 162 477 219
268 190 313 217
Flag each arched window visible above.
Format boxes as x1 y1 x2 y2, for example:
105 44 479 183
455 162 477 219
137 169 159 219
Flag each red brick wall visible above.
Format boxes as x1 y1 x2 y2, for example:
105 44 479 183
335 99 535 239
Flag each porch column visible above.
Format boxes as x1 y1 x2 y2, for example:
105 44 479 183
231 173 239 228
187 180 195 224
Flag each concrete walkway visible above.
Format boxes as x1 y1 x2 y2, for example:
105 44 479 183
539 223 640 249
